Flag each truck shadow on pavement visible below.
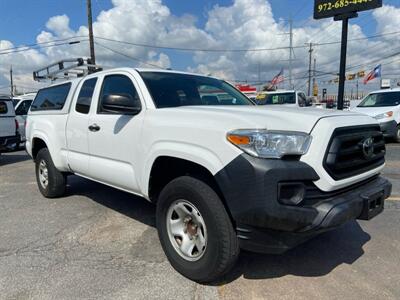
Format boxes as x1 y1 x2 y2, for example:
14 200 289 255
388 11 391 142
66 175 156 228
218 220 370 284
65 175 371 284
0 152 31 166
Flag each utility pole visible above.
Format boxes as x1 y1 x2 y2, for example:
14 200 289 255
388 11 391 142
10 66 13 98
288 18 293 89
307 43 313 96
86 0 96 64
356 78 359 100
312 58 316 96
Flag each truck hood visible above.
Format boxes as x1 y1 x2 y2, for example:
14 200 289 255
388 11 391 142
350 106 396 118
166 106 364 134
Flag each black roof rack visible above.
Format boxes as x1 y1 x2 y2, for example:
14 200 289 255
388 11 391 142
33 58 102 82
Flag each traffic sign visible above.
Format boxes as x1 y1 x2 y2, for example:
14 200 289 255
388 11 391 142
314 0 382 20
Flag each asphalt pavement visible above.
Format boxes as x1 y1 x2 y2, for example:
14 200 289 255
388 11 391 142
0 144 399 299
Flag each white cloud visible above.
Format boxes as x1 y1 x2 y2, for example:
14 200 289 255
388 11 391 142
0 0 399 95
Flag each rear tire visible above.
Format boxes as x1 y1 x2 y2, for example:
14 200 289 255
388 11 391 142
156 176 239 283
35 148 66 198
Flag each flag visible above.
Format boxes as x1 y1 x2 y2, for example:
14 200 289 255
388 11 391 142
364 65 381 84
271 68 284 86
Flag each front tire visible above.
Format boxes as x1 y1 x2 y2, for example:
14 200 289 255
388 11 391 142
156 176 239 283
35 148 66 198
394 125 400 143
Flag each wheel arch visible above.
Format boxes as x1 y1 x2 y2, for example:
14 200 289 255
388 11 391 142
32 135 49 161
147 155 234 223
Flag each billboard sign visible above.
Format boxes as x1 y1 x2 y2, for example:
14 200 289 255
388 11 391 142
314 0 382 20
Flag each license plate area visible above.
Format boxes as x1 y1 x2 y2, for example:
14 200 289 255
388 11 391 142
358 191 385 220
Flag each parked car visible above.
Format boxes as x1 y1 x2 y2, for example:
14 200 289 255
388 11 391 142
351 89 400 142
26 67 391 283
256 90 312 107
13 93 36 143
0 96 20 154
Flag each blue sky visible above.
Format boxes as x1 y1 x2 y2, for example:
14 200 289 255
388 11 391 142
0 0 392 46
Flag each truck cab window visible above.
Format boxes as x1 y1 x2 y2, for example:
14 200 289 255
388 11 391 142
76 78 98 114
98 75 141 114
15 100 33 115
0 101 8 114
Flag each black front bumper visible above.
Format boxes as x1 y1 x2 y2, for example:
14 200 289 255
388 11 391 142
379 120 398 138
0 135 20 151
214 154 392 254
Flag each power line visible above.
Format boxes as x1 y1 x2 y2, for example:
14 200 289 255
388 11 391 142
94 36 304 52
0 36 87 53
0 39 88 56
308 39 400 75
93 30 400 53
0 29 397 57
94 41 165 69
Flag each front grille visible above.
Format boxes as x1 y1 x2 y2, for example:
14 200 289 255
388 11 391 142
324 125 385 180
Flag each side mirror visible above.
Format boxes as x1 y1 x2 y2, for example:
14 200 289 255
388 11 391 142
101 94 141 114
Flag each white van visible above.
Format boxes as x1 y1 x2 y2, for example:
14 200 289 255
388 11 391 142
0 97 20 153
351 89 400 142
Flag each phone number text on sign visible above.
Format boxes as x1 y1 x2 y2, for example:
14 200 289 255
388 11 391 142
314 0 382 19
318 0 372 13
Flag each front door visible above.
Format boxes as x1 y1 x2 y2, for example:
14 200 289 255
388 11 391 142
87 72 144 193
66 77 98 175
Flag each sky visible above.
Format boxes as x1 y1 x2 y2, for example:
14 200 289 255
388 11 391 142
0 0 400 95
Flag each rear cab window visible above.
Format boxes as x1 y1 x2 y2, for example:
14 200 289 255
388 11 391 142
0 101 8 114
31 83 72 111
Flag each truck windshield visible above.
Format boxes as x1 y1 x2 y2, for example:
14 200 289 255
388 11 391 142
358 92 400 107
256 93 296 105
140 72 254 108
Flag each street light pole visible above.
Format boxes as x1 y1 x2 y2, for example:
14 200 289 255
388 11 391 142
307 43 313 96
86 0 96 64
10 66 13 98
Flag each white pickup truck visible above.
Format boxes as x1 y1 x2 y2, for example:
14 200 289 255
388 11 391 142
351 88 400 143
26 67 392 283
0 96 20 154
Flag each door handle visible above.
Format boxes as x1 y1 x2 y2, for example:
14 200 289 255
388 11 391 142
88 124 101 132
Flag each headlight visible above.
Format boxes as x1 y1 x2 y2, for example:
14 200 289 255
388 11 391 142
227 129 312 159
374 111 393 120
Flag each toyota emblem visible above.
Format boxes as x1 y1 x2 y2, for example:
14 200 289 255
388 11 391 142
362 137 374 159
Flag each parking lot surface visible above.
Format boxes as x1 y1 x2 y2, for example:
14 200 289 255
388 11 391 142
0 144 399 300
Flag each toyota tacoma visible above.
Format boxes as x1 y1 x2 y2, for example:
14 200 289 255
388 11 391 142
26 67 392 283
